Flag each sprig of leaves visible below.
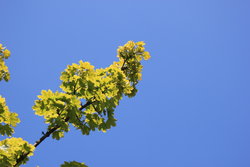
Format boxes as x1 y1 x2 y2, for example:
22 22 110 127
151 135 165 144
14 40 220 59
0 41 150 167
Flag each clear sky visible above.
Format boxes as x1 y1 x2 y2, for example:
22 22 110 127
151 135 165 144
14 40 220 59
1 0 250 167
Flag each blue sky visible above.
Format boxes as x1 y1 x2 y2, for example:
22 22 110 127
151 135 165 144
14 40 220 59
1 0 250 166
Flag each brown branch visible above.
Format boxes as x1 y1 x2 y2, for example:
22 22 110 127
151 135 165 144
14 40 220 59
15 55 122 166
13 125 61 167
34 125 60 148
79 101 93 110
121 57 129 71
14 101 92 167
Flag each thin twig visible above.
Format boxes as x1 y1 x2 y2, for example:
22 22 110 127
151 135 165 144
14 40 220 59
14 101 92 166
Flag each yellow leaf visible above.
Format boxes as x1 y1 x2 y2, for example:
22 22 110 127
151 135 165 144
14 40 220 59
3 49 10 59
136 41 145 46
143 51 151 60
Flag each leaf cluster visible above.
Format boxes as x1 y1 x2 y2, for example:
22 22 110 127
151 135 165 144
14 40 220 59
0 96 20 136
0 138 34 166
0 41 150 166
61 161 88 167
0 44 11 81
33 41 150 141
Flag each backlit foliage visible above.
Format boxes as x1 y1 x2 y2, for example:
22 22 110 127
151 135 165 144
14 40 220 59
0 45 20 137
0 41 150 166
0 44 11 81
33 41 150 140
0 43 34 167
0 138 35 166
0 44 20 136
61 161 88 167
0 96 20 136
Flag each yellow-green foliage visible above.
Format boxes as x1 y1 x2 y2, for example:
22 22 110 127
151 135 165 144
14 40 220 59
0 43 34 167
0 41 150 166
0 96 20 136
33 90 81 140
116 41 150 96
0 44 11 81
33 41 151 139
61 161 88 167
0 138 35 166
0 44 20 137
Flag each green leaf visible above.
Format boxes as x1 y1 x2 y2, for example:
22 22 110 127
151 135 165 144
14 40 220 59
52 130 64 140
0 96 20 136
0 138 35 166
61 161 88 167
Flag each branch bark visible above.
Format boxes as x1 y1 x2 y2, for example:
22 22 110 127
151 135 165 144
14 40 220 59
15 59 128 166
14 101 92 167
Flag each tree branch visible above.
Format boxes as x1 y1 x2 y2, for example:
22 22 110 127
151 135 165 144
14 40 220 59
121 57 129 71
79 101 93 110
14 100 92 166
